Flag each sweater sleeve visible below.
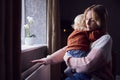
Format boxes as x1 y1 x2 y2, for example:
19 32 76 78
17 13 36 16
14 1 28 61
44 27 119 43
64 34 112 73
46 46 67 64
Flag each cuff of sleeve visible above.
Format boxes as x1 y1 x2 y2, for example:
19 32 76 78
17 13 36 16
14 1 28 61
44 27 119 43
63 53 72 67
45 55 52 65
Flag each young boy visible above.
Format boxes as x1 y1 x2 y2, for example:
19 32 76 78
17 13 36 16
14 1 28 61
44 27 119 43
64 14 105 80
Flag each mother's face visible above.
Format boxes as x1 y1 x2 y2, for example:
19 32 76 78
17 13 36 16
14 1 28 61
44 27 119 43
85 10 98 31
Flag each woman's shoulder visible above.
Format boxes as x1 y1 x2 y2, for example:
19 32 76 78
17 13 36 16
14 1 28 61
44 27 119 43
101 34 111 39
91 34 112 49
98 34 112 41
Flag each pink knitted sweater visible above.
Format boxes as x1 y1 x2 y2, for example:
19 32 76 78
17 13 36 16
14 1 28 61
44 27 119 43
46 34 114 80
64 34 114 80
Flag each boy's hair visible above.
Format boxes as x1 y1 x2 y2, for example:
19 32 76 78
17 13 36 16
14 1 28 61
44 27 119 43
72 14 87 31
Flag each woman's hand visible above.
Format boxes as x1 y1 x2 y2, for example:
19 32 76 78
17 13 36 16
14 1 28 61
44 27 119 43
31 58 48 65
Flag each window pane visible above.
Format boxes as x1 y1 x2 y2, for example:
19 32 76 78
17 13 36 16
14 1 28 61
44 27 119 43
21 0 47 45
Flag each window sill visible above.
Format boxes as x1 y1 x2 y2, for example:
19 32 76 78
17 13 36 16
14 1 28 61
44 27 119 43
21 44 48 79
21 44 47 52
21 44 48 72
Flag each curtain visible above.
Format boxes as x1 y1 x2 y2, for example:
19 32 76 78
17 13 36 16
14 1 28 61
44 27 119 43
0 0 21 80
47 0 61 80
47 0 61 53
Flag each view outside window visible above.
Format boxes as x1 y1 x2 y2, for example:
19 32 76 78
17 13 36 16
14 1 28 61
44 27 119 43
21 0 47 45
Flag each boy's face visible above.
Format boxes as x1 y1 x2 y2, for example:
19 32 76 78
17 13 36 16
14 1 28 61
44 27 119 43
85 10 98 31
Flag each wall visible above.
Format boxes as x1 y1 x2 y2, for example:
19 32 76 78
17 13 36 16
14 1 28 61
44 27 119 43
60 0 120 76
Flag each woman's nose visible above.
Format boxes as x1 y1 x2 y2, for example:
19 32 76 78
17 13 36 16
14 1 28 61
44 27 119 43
86 19 91 26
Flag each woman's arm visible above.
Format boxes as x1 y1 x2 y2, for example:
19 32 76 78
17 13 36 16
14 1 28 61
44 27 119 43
47 46 67 64
64 34 112 73
32 46 67 65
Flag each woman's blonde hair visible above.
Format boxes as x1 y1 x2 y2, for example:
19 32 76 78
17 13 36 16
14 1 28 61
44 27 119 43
83 4 108 31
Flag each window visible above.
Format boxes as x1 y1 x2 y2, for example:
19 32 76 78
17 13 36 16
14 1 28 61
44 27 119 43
21 0 47 50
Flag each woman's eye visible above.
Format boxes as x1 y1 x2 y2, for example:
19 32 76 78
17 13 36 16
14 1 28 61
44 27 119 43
91 19 96 22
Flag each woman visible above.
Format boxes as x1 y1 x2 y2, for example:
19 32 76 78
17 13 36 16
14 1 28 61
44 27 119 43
32 4 114 80
64 13 105 80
